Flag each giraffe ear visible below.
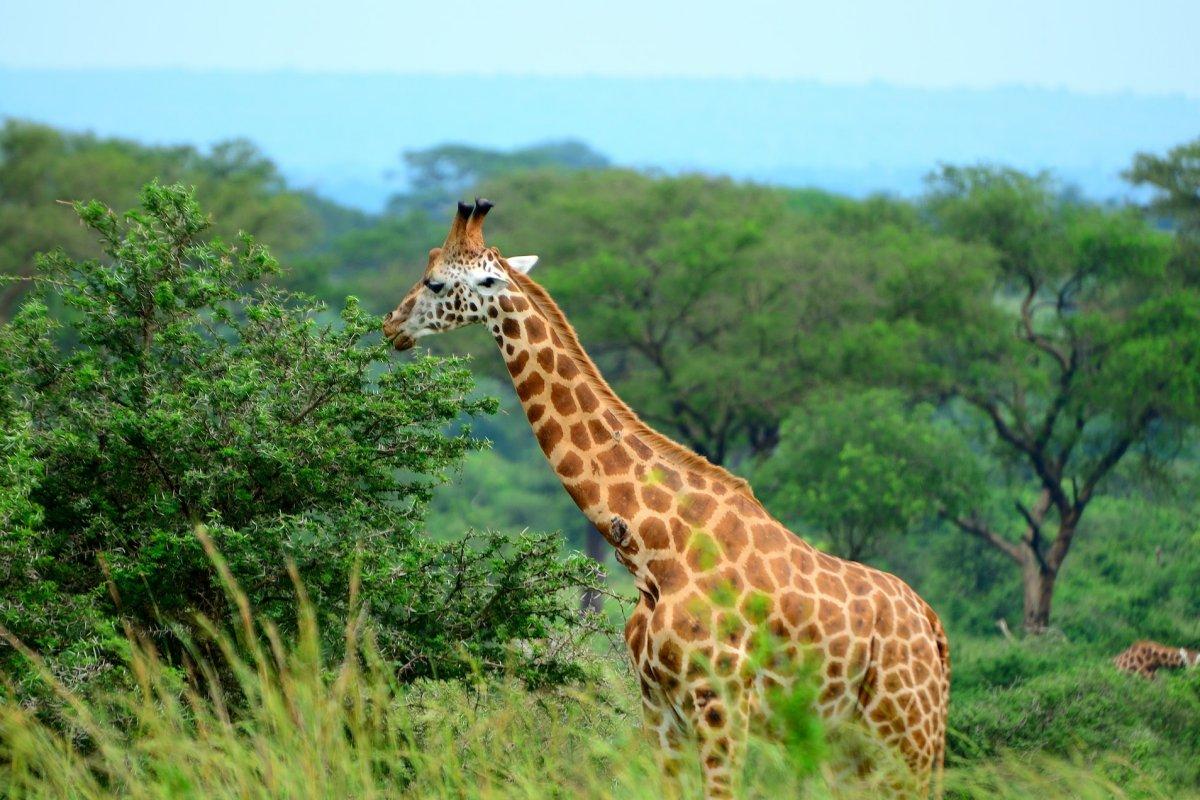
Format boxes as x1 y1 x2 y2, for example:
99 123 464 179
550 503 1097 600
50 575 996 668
506 255 539 274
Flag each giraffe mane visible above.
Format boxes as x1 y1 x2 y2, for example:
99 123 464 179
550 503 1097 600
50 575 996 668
504 264 758 500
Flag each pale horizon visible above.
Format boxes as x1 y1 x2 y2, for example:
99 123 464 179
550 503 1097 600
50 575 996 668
5 65 1196 102
2 0 1199 98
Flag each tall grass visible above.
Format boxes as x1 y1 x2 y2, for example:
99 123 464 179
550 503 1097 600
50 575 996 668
0 541 1192 799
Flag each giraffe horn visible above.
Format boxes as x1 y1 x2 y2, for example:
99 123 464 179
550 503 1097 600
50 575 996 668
443 200 474 247
472 197 494 218
464 197 494 241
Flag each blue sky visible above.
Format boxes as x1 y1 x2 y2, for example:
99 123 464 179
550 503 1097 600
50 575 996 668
2 0 1198 96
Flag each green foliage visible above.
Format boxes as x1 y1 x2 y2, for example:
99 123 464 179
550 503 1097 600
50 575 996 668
887 462 1200 641
1125 136 1200 283
0 121 325 317
951 652 1200 788
844 164 1193 629
1050 490 1200 648
948 636 1081 695
755 389 982 560
0 344 122 694
424 378 582 541
0 183 602 695
0 360 41 560
1098 289 1200 423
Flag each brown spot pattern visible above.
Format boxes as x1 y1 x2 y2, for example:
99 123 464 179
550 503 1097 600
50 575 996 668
517 372 545 401
550 383 577 415
535 419 563 453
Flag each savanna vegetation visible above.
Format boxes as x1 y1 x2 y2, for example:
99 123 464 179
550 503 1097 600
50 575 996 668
1 118 1199 797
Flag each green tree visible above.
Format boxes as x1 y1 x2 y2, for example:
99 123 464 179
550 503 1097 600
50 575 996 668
0 183 601 696
0 121 321 318
1125 136 1200 282
755 390 981 562
855 166 1199 632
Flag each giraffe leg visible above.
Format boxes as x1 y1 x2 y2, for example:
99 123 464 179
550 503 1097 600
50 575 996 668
627 601 690 792
639 681 690 797
688 680 749 800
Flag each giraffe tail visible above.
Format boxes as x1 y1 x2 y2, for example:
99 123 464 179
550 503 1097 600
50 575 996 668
927 605 950 800
932 730 946 800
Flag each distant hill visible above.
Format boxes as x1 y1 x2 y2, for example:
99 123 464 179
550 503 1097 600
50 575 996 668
2 69 1196 210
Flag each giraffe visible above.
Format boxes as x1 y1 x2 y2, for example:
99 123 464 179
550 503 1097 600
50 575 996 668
382 200 950 798
1114 640 1200 679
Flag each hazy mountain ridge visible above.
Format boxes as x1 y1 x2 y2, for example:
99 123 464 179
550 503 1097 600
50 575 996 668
2 69 1196 210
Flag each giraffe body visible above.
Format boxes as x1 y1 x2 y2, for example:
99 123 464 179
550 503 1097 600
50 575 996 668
383 201 949 797
1114 640 1200 679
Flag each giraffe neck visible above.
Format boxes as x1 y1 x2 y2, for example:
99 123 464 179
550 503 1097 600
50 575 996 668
485 272 763 579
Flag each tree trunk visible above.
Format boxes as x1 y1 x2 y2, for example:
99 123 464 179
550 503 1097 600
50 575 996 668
1021 558 1057 634
580 522 607 615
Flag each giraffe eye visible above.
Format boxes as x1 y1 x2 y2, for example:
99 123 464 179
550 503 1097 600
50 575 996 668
479 277 497 289
424 279 446 294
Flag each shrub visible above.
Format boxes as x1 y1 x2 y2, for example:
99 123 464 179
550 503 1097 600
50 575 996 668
1051 492 1200 649
948 636 1081 696
0 183 603 699
950 657 1200 788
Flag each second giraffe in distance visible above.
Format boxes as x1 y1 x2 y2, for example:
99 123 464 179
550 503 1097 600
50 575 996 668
383 200 950 798
1114 640 1200 679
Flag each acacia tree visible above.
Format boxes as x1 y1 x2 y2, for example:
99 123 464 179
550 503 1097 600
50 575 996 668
859 166 1200 632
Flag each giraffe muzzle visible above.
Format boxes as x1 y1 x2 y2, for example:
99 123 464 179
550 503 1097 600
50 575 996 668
382 313 416 352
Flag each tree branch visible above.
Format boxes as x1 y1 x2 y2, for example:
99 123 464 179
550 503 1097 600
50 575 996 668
967 392 1034 455
965 392 1073 517
1073 410 1155 513
1014 490 1052 573
945 510 1025 565
1014 500 1042 547
1033 363 1077 454
1018 276 1070 373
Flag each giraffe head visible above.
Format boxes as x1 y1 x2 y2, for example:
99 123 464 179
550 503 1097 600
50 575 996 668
382 198 538 350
